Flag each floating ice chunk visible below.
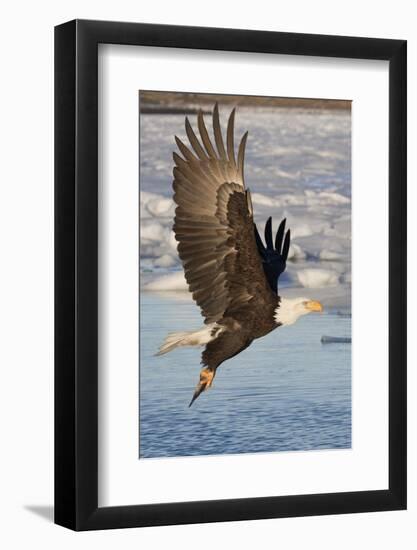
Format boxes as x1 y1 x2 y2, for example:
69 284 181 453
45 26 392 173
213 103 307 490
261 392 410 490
319 249 344 261
144 271 189 291
140 191 175 217
318 192 350 205
321 335 351 344
291 224 314 238
168 230 178 252
251 190 350 209
297 268 339 288
287 243 306 260
153 254 177 268
315 150 345 160
251 193 277 206
147 196 174 217
141 221 163 241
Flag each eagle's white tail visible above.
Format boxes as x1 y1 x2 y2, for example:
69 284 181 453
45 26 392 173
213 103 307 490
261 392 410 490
156 331 193 356
156 325 220 356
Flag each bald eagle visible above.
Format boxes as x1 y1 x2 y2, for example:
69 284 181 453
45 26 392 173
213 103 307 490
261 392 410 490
157 104 323 406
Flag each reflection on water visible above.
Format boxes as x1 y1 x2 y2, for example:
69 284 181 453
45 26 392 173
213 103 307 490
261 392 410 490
139 292 351 459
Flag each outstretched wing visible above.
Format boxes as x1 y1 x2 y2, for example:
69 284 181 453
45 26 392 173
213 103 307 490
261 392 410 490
173 104 275 325
254 217 290 294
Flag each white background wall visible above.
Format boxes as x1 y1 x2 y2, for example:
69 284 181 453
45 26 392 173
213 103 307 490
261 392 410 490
0 1 415 548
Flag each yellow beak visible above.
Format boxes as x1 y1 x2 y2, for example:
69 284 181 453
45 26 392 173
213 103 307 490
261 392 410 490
305 300 323 312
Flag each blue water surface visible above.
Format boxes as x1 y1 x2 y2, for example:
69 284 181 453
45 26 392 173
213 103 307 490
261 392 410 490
139 292 351 459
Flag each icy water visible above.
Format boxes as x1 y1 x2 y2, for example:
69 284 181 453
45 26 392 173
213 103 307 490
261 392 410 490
140 108 352 291
139 292 351 459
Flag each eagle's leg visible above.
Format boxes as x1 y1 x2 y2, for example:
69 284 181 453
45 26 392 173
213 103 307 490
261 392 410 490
189 367 216 407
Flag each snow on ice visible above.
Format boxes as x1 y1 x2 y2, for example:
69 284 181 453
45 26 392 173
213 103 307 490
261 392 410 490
139 107 351 310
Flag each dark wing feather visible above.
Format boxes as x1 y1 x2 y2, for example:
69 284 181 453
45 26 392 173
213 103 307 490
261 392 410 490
254 217 291 294
173 105 275 325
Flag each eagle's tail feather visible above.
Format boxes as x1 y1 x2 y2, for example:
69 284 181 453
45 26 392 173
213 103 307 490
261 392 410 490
156 325 217 356
155 331 193 356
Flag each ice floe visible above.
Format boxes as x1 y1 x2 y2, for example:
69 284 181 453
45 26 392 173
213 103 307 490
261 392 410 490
140 107 351 310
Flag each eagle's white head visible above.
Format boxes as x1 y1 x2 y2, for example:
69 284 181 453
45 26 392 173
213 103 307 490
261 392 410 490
274 297 323 326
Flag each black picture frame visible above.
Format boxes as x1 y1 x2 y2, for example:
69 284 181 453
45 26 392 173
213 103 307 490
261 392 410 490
55 19 407 531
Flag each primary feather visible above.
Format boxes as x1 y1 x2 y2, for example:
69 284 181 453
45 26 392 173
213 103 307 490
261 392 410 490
173 105 275 327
